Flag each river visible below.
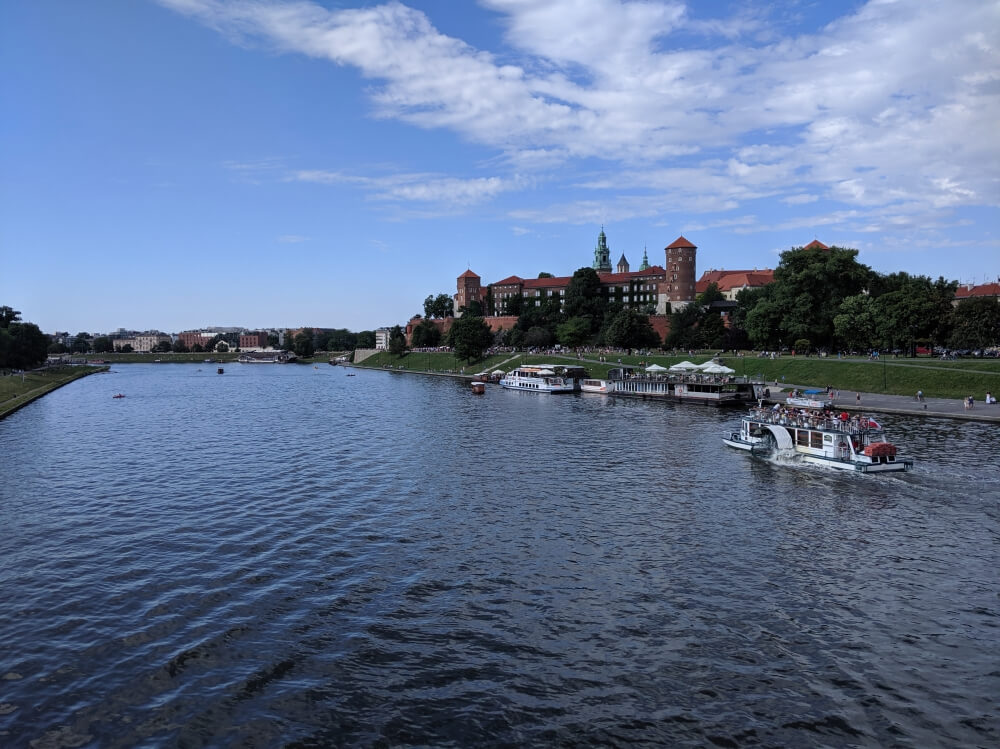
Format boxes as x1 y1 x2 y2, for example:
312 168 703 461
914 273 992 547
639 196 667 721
1 363 997 747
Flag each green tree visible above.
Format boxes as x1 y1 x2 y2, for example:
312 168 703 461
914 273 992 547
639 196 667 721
267 333 280 348
697 282 725 306
0 306 22 328
556 316 592 348
72 333 91 353
120 343 134 353
357 330 376 348
424 293 455 318
411 317 442 348
293 329 316 357
448 315 493 362
603 308 661 349
48 341 68 354
949 297 1000 349
463 299 484 316
563 267 607 330
537 272 553 278
93 336 114 353
744 245 870 349
699 310 726 349
154 340 172 353
388 325 407 356
1 321 49 369
664 304 703 350
216 342 229 353
833 295 877 352
172 340 188 353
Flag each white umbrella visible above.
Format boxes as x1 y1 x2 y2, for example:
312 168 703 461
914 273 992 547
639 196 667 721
644 363 668 372
538 369 556 376
492 369 505 375
701 363 736 374
668 360 698 372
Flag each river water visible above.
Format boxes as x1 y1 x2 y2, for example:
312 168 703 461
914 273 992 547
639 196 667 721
1 363 997 748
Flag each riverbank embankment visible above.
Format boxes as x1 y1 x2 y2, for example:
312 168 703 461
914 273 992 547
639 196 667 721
0 365 107 420
348 352 1000 423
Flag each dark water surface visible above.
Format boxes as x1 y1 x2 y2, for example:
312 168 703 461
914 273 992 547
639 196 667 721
1 364 997 748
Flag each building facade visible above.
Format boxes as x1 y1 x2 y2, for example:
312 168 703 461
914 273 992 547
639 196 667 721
239 332 269 350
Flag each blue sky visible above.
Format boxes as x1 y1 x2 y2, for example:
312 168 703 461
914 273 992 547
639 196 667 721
2 0 997 334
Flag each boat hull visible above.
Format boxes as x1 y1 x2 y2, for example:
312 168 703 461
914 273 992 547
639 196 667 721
723 430 912 473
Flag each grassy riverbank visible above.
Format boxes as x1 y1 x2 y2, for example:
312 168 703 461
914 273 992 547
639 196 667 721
0 365 107 420
353 351 1000 401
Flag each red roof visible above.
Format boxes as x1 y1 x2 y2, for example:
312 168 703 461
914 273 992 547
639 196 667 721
458 269 480 279
696 269 774 293
597 266 666 284
803 239 829 250
955 282 1000 299
666 236 696 249
493 275 524 286
523 276 571 289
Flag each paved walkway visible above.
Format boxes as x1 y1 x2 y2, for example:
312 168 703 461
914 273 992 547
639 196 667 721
775 386 1000 422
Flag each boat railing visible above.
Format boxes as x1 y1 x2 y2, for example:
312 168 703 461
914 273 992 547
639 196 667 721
747 407 884 436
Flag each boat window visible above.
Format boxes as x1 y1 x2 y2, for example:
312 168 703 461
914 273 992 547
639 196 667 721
811 432 823 448
796 430 810 446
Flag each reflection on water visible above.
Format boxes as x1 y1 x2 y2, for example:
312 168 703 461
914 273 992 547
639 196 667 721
0 364 997 747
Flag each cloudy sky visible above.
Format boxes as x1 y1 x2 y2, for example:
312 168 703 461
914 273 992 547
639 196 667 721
2 0 997 333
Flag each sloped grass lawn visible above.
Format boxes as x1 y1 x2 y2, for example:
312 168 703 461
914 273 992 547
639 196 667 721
355 350 999 400
0 366 105 419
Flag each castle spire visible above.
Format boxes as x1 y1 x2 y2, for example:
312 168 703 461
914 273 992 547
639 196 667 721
639 246 649 270
592 227 612 272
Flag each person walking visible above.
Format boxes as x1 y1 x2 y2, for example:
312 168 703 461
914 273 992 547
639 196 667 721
856 392 861 405
916 390 924 402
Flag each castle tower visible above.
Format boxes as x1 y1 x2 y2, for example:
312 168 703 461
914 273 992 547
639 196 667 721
454 269 480 317
617 254 629 274
639 247 650 270
592 228 612 272
662 236 697 310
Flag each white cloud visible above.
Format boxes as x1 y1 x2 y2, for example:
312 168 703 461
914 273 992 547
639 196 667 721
277 235 309 243
162 0 1000 228
290 168 521 205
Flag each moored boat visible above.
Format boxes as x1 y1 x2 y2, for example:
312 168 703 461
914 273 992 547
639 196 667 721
580 378 612 394
499 364 579 393
471 381 486 394
723 405 912 473
608 367 764 407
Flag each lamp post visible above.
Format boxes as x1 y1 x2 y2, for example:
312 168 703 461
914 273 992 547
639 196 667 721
883 356 887 392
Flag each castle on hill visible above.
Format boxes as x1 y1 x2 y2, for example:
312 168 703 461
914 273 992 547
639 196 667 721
457 229 701 319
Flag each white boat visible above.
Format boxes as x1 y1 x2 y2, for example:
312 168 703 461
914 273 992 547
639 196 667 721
580 378 612 394
723 405 912 473
608 366 764 407
785 389 833 408
499 364 577 393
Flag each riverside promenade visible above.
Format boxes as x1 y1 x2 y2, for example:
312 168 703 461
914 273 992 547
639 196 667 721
775 386 1000 423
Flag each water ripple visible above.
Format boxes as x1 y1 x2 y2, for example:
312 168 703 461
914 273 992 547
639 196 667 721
0 365 997 747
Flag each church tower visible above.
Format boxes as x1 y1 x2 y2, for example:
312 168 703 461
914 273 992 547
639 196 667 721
661 236 697 310
617 254 630 274
639 247 650 271
592 228 612 272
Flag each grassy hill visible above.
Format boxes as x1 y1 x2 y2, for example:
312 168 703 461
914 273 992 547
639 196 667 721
353 351 1000 401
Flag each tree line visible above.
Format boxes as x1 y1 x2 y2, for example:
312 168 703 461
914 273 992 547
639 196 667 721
413 246 999 363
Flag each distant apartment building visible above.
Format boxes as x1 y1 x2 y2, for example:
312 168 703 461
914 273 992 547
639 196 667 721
178 331 216 349
239 331 269 350
114 334 170 352
375 328 391 350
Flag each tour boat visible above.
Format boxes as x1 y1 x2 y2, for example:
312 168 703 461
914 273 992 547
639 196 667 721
471 381 486 394
608 367 764 407
723 405 912 473
499 364 577 393
580 378 612 394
